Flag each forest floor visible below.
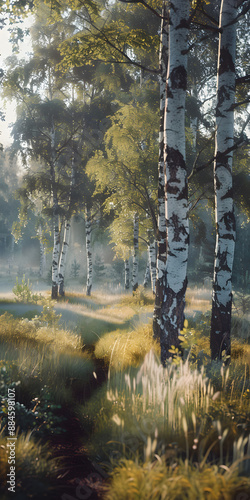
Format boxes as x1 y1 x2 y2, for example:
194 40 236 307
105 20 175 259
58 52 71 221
1 277 250 499
0 278 213 499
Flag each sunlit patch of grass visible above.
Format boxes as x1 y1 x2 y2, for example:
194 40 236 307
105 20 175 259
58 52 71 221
82 346 250 470
104 458 250 500
0 343 94 405
0 312 94 405
121 286 154 309
0 430 59 497
94 323 159 370
0 312 82 352
81 351 217 463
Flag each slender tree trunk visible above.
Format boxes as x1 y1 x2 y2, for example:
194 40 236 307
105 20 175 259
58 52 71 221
132 212 139 292
51 210 60 299
85 205 92 296
160 0 190 364
143 254 150 288
153 0 168 340
58 219 71 296
50 120 60 299
149 241 157 294
124 258 130 289
58 150 76 296
210 0 237 360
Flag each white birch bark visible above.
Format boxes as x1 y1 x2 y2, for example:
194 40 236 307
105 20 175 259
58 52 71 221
52 210 60 298
58 219 71 296
50 121 60 299
85 206 92 296
124 258 130 290
153 0 168 339
132 212 139 292
160 0 190 364
211 0 237 360
58 151 76 296
149 240 157 294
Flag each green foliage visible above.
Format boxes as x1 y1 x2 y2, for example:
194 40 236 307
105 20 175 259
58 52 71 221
13 275 41 303
0 382 66 437
70 258 80 278
39 298 61 328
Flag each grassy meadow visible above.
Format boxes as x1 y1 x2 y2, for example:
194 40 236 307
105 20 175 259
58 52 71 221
0 276 250 499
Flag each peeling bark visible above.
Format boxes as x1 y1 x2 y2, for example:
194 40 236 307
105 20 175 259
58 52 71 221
160 0 190 364
211 0 237 360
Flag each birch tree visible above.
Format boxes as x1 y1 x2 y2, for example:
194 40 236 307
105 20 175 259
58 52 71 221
132 212 139 292
85 205 93 296
160 0 190 364
153 0 168 339
210 0 237 360
124 258 130 289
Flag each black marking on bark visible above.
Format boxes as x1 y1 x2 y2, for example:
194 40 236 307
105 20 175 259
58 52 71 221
177 184 188 201
166 83 173 99
166 146 186 183
221 234 235 241
160 277 188 365
216 249 231 273
215 174 222 191
217 85 231 111
219 47 235 75
221 187 233 200
170 65 187 90
221 211 236 232
167 184 179 195
215 153 231 172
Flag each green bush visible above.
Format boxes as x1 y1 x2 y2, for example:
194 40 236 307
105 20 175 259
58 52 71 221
13 275 41 304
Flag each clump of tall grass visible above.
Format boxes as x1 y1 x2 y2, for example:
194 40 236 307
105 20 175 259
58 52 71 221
104 458 250 500
0 344 94 406
82 351 216 462
0 312 82 353
95 323 159 370
106 350 214 460
0 430 58 497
